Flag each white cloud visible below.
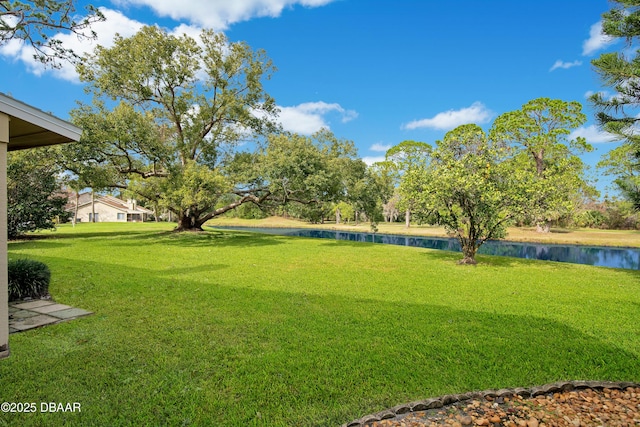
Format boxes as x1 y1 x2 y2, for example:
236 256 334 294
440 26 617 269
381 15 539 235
583 21 615 56
170 23 205 41
402 102 494 131
569 125 619 144
278 101 358 135
0 8 145 82
549 59 582 71
362 155 385 166
117 0 336 30
370 143 392 152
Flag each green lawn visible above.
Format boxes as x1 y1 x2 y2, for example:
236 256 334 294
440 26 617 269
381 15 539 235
1 222 639 426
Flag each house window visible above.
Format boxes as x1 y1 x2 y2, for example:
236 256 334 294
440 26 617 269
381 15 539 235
117 213 125 220
89 213 99 222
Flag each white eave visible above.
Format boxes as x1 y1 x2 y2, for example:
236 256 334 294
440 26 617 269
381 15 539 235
0 92 81 150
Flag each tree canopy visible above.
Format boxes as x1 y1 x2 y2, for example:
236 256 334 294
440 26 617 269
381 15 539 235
0 0 104 67
385 140 431 227
598 142 640 202
65 26 361 230
591 0 640 208
406 124 524 264
490 97 593 232
396 98 594 263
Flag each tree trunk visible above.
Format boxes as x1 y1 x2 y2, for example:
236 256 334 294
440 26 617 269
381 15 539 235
91 190 96 223
536 222 550 233
175 213 204 232
335 208 341 224
535 155 545 177
72 191 79 227
405 208 410 228
459 242 478 265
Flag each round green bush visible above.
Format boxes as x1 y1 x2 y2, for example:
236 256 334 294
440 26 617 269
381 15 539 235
8 259 51 301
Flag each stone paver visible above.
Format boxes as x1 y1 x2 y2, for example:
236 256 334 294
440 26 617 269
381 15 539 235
12 300 54 310
30 303 72 314
10 310 39 319
8 300 93 333
11 314 59 331
48 308 92 320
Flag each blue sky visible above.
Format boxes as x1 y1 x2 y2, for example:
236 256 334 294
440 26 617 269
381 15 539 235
0 0 624 194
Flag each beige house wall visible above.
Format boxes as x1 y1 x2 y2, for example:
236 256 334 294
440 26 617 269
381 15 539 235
0 114 9 358
75 203 126 223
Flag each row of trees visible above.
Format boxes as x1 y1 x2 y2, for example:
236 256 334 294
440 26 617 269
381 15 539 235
55 26 391 232
378 98 593 264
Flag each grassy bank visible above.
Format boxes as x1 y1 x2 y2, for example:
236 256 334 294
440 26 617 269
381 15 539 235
207 216 640 248
1 222 639 426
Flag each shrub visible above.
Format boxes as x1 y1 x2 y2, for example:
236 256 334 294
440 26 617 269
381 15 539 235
8 259 51 301
574 210 607 228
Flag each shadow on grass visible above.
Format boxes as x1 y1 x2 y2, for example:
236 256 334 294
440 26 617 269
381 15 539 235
23 227 172 242
27 227 287 249
133 230 287 248
549 228 572 234
8 239 72 250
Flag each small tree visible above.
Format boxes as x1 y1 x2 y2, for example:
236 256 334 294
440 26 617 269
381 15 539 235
598 143 640 201
410 124 524 264
385 140 431 227
7 147 69 239
332 201 354 224
490 98 592 232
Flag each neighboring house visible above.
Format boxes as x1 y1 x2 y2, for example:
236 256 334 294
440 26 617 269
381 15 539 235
1 93 82 359
67 193 154 223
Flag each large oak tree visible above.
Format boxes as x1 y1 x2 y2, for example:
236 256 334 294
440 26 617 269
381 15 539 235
66 26 360 231
67 26 279 231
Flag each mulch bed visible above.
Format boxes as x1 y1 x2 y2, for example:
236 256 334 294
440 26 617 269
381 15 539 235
343 381 640 427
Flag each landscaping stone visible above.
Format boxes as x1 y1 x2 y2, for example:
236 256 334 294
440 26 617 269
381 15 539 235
342 381 640 427
458 415 472 425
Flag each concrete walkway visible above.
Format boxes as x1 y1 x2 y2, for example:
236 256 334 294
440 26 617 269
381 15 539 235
9 300 92 333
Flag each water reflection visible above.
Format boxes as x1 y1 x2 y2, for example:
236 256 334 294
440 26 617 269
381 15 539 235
212 227 640 270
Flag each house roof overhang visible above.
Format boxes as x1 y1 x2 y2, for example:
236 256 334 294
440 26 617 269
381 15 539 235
0 93 81 150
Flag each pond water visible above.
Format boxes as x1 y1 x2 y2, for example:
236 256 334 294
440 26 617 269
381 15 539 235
211 226 640 270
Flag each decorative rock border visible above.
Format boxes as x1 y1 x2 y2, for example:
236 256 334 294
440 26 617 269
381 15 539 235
342 380 640 427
